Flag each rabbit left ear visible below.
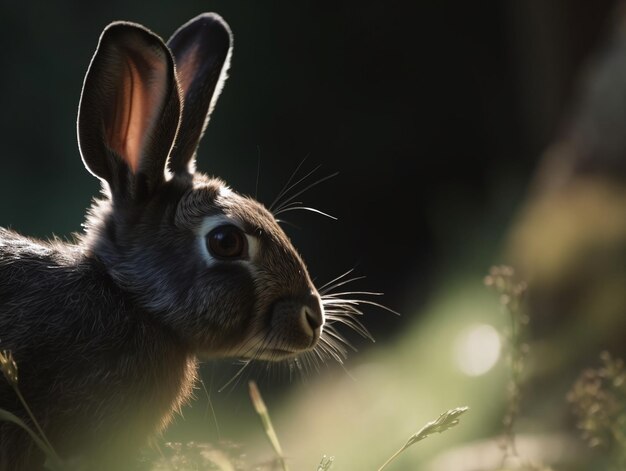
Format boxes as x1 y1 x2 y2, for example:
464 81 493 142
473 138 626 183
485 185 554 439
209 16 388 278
166 13 232 174
77 22 181 200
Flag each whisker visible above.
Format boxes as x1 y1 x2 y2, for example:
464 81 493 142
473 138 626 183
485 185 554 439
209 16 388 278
339 362 358 382
317 338 346 363
325 302 363 309
273 171 339 215
255 330 283 386
323 296 401 316
326 315 373 341
342 299 400 316
319 276 367 295
322 290 384 298
308 339 330 362
292 356 303 381
323 302 365 316
218 360 252 393
321 337 350 361
296 353 313 381
317 268 356 292
324 306 363 320
306 269 400 370
231 331 266 359
274 219 302 230
204 367 221 440
307 350 323 373
219 327 277 392
255 145 262 199
310 345 328 363
274 206 337 221
323 326 357 352
268 157 314 211
273 164 321 212
272 200 303 212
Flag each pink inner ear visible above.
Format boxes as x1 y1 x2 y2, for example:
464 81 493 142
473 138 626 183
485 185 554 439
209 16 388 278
107 56 168 173
176 43 200 96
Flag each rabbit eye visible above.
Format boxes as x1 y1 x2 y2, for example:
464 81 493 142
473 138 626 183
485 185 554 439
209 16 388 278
206 225 248 260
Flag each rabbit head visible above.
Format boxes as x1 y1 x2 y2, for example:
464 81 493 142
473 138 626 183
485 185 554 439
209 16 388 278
77 14 324 360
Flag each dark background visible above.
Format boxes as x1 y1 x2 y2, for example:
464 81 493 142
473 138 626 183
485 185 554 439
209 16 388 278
0 0 617 343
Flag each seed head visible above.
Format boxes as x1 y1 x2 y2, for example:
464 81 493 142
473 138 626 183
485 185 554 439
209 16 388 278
0 350 18 387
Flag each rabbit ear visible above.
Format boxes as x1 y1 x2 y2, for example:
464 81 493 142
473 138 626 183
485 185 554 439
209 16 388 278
166 13 232 174
77 22 181 200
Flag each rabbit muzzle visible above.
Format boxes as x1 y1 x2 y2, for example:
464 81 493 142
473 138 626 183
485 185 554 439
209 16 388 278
264 292 324 357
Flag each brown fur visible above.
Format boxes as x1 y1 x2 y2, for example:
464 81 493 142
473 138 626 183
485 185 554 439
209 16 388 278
0 13 323 470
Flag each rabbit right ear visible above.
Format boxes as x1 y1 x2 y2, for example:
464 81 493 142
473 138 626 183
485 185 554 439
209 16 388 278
77 22 181 201
166 13 232 174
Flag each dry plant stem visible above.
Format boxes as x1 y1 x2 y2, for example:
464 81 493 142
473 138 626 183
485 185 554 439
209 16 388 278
13 387 58 456
0 409 64 471
484 266 528 463
248 381 289 471
503 303 521 458
377 444 412 471
0 350 62 465
377 406 469 471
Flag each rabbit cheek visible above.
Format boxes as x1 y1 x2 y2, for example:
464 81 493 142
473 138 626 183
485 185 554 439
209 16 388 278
192 264 257 354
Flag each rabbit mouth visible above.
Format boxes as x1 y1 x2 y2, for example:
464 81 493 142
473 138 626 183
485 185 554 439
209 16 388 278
259 347 301 360
239 332 321 361
248 344 313 361
226 294 324 361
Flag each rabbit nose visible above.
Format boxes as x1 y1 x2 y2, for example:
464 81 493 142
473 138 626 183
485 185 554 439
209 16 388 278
270 294 324 349
300 294 324 337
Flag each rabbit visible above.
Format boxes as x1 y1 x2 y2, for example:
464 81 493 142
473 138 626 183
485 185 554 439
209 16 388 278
0 12 328 470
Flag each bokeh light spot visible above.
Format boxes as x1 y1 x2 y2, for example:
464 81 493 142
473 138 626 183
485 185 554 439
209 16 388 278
454 324 501 376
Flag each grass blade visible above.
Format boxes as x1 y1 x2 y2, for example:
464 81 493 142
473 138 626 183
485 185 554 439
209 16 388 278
0 408 65 471
377 406 469 471
248 380 289 471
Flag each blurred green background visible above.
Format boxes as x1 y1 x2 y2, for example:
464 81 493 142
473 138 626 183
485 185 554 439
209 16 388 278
2 1 625 469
